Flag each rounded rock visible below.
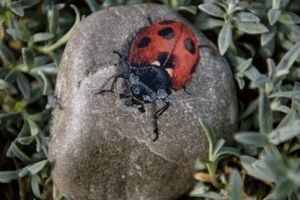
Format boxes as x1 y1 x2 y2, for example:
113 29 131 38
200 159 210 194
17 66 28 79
49 4 238 200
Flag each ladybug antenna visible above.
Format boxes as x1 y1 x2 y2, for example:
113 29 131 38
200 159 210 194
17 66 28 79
113 50 124 59
113 50 130 73
147 14 153 25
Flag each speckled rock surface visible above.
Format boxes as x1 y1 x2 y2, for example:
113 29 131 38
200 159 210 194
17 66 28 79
49 4 238 200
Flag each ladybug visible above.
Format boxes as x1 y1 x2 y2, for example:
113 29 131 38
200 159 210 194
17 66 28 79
98 19 200 141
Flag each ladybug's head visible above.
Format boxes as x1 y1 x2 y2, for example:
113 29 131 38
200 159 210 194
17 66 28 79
129 66 171 103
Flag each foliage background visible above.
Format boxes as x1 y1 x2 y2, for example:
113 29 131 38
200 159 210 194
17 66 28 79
0 0 299 199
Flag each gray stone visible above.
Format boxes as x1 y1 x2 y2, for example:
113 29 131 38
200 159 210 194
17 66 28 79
49 4 238 200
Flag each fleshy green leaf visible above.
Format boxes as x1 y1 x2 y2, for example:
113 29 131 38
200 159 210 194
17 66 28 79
198 3 225 18
199 118 216 157
189 182 222 198
268 9 281 25
228 169 243 200
218 24 232 55
85 0 100 12
39 71 51 95
5 68 19 84
261 25 276 46
269 91 300 99
196 18 224 30
20 0 40 8
0 113 20 126
233 2 249 12
28 108 52 122
251 74 268 88
279 12 300 25
18 135 35 145
6 23 31 42
178 5 197 15
18 167 29 177
279 23 300 41
28 160 48 175
24 86 43 105
10 142 31 163
235 75 245 89
16 73 30 98
216 147 240 160
248 3 269 18
240 155 276 182
259 89 273 134
270 179 297 199
0 45 17 65
239 42 256 57
235 132 269 147
22 48 35 68
276 41 300 71
19 120 30 138
31 174 42 198
235 21 269 34
0 170 21 183
32 32 54 42
259 38 275 58
27 118 40 136
0 79 10 91
267 58 276 77
271 0 288 10
212 139 225 159
194 158 207 170
273 105 291 114
269 125 300 145
236 58 253 73
9 1 24 16
103 0 142 7
226 54 262 82
240 99 258 120
234 12 260 22
38 63 58 75
47 6 59 34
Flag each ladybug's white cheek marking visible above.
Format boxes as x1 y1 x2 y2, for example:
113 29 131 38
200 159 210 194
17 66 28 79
165 68 173 77
151 61 160 66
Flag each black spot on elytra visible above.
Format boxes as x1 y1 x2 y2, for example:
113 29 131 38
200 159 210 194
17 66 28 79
157 27 175 40
158 52 176 68
137 36 151 48
158 20 175 25
184 38 196 54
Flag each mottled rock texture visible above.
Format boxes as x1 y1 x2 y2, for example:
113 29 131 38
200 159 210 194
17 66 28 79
49 4 238 200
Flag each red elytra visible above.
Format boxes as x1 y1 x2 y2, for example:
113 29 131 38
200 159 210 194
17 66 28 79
129 20 200 90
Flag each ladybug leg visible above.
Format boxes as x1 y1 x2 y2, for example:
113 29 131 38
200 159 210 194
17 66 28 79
116 94 132 104
155 101 170 117
153 99 170 141
131 96 147 113
96 73 129 95
182 85 192 95
117 94 147 113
